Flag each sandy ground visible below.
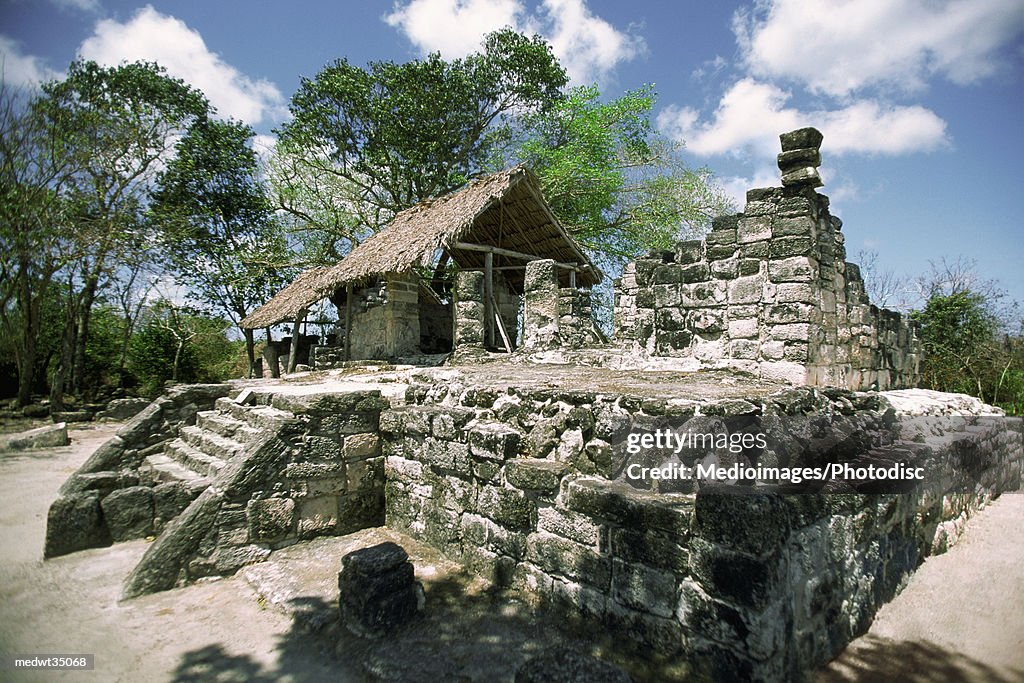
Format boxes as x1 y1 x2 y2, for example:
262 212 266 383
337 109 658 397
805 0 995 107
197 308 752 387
1 422 1022 682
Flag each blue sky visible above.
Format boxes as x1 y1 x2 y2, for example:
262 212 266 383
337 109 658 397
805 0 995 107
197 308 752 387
2 0 1022 308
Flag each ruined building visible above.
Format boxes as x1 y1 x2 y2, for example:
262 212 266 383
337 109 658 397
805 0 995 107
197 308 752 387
41 130 1021 682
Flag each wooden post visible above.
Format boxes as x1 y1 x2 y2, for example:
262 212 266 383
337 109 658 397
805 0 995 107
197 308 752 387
484 251 494 349
288 308 306 373
344 284 353 362
569 264 577 290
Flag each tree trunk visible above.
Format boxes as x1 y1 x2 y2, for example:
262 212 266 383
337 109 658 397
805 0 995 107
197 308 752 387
243 327 256 378
49 293 78 411
70 275 99 397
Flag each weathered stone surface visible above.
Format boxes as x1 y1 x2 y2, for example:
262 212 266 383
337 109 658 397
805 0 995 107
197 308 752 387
4 423 70 450
514 647 632 683
247 498 295 542
469 421 521 461
44 492 110 558
52 410 92 423
693 486 791 556
101 486 154 541
153 481 196 532
97 398 150 421
339 542 423 637
506 458 568 492
780 127 823 152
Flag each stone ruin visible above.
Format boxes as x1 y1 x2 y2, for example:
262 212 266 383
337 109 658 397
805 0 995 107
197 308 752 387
39 129 1023 682
615 127 921 390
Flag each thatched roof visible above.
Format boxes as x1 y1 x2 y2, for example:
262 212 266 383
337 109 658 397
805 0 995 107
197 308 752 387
242 166 600 329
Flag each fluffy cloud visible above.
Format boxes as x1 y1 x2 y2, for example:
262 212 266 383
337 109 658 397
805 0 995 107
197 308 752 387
659 78 948 158
0 36 62 87
734 0 1024 97
384 0 643 84
78 6 286 124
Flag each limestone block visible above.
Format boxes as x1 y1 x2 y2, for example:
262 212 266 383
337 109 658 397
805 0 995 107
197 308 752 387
478 485 535 530
468 422 521 461
760 361 808 385
728 275 764 305
337 490 384 534
729 318 758 339
654 265 682 285
689 309 725 334
770 236 815 259
769 256 817 283
738 216 772 243
525 531 611 588
780 127 824 152
654 284 680 309
760 341 785 361
346 456 384 491
302 436 341 460
343 433 381 460
738 259 762 276
101 486 154 542
4 423 69 450
247 498 295 542
710 258 739 279
611 559 678 618
765 303 814 325
679 263 711 284
456 270 484 301
339 542 423 638
781 166 823 188
537 506 602 547
730 339 759 360
775 283 815 303
693 337 727 362
777 148 821 168
44 492 109 558
655 308 687 331
680 282 727 308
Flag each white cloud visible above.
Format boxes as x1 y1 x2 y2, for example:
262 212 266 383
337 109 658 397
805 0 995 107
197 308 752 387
539 0 644 84
49 0 101 12
734 0 1024 97
78 6 286 124
718 165 781 207
658 78 948 158
0 36 62 87
385 0 524 58
384 0 643 84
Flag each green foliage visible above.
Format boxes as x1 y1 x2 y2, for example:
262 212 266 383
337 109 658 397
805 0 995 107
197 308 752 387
128 300 236 396
275 28 567 254
80 303 128 391
911 291 1023 413
505 85 733 262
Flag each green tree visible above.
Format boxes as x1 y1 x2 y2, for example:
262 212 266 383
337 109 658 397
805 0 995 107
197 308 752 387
275 28 567 254
504 85 733 262
39 59 208 404
151 117 290 377
0 83 78 406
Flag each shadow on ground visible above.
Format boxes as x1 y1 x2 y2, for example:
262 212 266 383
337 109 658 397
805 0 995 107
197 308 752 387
168 566 673 683
816 635 1024 683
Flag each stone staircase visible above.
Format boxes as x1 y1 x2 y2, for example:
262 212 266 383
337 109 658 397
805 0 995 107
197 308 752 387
140 395 294 494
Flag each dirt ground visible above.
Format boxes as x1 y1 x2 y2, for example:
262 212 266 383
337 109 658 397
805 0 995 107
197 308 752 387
1 422 1022 682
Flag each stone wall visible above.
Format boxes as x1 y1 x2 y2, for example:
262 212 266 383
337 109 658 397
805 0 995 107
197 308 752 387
380 379 1022 681
522 259 601 351
615 128 921 391
454 270 519 350
347 273 422 360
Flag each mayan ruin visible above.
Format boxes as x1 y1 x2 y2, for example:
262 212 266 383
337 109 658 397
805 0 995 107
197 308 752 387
3 5 1022 682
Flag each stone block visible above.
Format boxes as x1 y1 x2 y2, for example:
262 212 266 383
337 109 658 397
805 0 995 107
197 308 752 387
693 485 792 556
780 127 823 152
729 318 758 339
777 148 821 168
769 256 817 282
611 559 678 618
728 275 763 305
679 263 711 283
339 542 423 638
525 531 611 588
347 456 384 491
247 498 295 542
770 236 815 259
654 284 679 309
456 270 484 300
655 308 687 332
781 166 823 188
5 423 69 450
152 482 196 532
772 216 816 237
565 478 692 534
302 436 341 460
609 527 689 573
730 340 759 360
343 433 381 460
101 486 154 542
506 459 568 492
468 422 521 461
739 241 769 259
689 309 725 334
537 506 603 547
765 303 814 324
680 282 727 307
737 217 772 243
337 489 385 534
44 492 110 558
738 259 762 276
760 361 808 384
706 244 738 261
479 485 535 530
710 258 738 279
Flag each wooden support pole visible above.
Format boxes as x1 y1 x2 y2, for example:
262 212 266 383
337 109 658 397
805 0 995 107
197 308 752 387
569 264 576 290
493 299 513 353
343 284 353 362
288 308 306 373
484 251 494 349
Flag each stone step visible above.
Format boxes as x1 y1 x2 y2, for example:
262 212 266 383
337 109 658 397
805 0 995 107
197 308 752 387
196 411 264 445
214 397 294 431
179 425 245 461
139 454 210 492
165 438 228 477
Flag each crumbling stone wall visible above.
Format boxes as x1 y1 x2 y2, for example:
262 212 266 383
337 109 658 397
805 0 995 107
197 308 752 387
615 128 922 391
522 259 600 351
347 273 421 360
454 270 519 350
381 379 1022 681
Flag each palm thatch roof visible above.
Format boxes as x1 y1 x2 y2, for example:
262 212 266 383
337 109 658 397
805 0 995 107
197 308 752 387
242 166 600 329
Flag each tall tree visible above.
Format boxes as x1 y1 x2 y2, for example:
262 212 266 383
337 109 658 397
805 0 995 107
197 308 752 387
505 85 733 262
275 28 567 255
38 59 209 404
151 118 291 377
0 83 78 406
